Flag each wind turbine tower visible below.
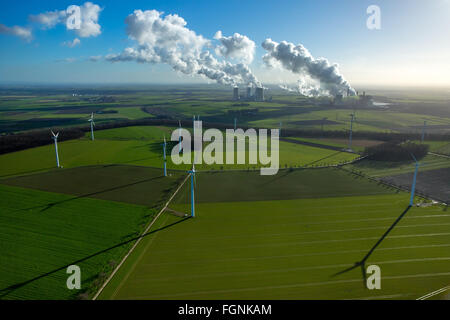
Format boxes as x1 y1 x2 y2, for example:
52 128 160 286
88 113 95 141
163 136 167 177
179 120 182 153
188 164 196 218
51 131 60 168
234 117 237 130
409 154 420 206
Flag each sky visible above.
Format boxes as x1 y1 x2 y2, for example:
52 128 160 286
0 0 449 88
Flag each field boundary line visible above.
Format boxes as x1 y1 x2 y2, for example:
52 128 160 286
126 272 450 299
92 173 190 300
429 152 450 159
416 285 450 300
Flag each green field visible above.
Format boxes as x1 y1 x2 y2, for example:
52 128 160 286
2 86 449 135
95 168 450 300
0 125 359 178
98 192 450 299
0 166 184 300
0 184 155 300
348 154 450 178
1 86 449 300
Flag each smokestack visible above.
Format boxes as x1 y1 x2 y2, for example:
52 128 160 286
246 87 252 99
233 87 239 101
255 87 264 102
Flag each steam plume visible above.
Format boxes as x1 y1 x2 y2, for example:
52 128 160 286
263 39 354 96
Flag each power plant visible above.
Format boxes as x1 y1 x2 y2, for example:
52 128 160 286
233 87 239 101
232 86 264 102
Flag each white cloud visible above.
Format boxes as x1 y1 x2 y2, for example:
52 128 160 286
29 2 102 38
214 30 256 64
62 38 81 48
0 23 32 41
76 2 102 38
29 10 66 29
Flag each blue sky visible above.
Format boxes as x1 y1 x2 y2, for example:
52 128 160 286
0 0 449 86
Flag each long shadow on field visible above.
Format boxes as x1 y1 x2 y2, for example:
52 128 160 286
0 167 55 179
331 205 412 286
119 155 160 164
16 175 165 213
304 151 343 167
0 216 191 299
259 169 293 186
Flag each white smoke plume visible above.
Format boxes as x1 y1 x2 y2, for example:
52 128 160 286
0 24 32 41
214 30 255 64
279 78 328 97
105 10 260 87
29 2 102 38
263 39 355 96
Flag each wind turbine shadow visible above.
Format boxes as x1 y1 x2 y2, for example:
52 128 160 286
16 175 165 213
0 216 191 299
305 151 343 167
0 166 56 179
331 205 412 285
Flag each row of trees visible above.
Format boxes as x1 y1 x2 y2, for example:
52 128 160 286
364 141 429 161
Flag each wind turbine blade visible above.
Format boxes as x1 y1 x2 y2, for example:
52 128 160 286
410 152 417 163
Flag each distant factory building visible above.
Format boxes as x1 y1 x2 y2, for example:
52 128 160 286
255 87 264 102
233 87 239 101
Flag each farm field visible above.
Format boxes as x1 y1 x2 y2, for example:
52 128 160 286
286 137 384 153
171 168 395 204
0 86 449 301
2 86 450 135
0 184 159 300
381 167 450 203
347 154 450 178
1 166 183 208
98 192 450 300
0 125 359 178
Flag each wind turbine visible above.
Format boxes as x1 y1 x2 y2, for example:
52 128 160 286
234 117 237 130
188 164 196 218
348 112 356 151
409 153 421 206
421 120 427 143
162 136 167 177
178 120 182 153
88 112 95 141
51 130 60 168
